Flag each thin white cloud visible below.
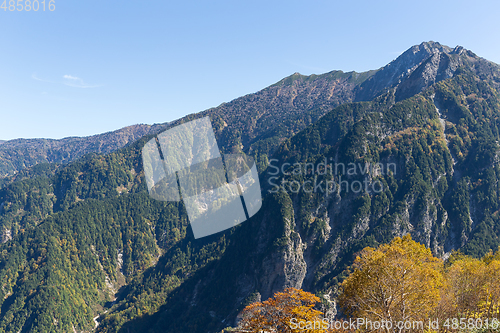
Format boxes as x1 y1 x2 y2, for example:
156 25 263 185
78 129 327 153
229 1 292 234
62 74 101 88
31 73 101 88
32 73 55 83
63 75 80 80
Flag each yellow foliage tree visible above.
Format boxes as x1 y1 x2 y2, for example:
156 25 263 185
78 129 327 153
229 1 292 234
338 235 443 332
440 252 487 319
438 248 500 320
483 254 500 318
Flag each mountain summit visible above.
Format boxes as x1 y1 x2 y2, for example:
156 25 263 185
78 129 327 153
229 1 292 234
356 41 500 101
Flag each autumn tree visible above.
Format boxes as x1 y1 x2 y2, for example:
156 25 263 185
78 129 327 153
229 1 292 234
439 252 488 320
236 287 326 333
338 235 443 332
437 248 500 321
483 250 500 319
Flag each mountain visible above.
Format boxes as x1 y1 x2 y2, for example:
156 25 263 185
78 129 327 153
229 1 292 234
1 41 500 333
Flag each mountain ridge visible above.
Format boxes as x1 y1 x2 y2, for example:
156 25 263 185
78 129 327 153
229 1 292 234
0 123 170 178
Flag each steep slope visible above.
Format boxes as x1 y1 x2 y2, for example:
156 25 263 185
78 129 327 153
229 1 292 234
0 137 230 332
200 70 375 156
0 67 380 331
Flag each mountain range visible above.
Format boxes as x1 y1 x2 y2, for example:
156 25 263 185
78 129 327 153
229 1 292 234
0 124 170 179
1 41 500 332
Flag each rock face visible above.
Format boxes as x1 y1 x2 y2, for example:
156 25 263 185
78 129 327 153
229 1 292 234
251 41 500 286
1 228 11 243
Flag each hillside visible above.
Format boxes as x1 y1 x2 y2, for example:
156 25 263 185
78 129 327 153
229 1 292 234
1 41 500 333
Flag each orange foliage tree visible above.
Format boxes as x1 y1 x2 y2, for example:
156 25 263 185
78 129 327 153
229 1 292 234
236 287 327 332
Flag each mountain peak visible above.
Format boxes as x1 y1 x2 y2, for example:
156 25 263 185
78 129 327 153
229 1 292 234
387 41 454 74
354 41 491 102
417 41 452 53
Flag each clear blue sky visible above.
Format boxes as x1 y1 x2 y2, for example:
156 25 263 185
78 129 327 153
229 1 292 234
1 0 499 140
